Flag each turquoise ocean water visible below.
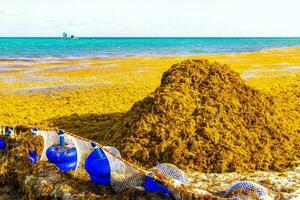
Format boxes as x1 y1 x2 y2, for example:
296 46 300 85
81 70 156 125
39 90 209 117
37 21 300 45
1 37 300 59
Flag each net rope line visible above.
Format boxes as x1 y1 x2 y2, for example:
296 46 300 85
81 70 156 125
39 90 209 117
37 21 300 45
39 127 150 175
0 126 148 174
0 125 231 199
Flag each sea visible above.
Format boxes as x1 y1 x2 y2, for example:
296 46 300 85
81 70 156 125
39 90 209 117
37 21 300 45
1 37 300 59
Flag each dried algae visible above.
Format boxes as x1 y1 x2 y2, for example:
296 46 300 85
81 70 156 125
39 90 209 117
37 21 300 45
107 59 300 173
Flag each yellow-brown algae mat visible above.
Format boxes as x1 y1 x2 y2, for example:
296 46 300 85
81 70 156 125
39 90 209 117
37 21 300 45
0 47 299 199
0 47 299 128
109 59 299 173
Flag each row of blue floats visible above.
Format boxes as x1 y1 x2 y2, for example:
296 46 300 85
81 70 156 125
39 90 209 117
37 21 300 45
44 129 181 196
1 127 170 193
0 126 270 199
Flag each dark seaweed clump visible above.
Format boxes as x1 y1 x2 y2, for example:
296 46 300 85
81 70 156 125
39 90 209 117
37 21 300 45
108 59 300 173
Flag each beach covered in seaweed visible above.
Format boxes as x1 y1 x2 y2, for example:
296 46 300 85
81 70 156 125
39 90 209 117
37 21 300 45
0 47 299 199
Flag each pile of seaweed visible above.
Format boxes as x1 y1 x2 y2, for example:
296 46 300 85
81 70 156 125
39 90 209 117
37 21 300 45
107 59 300 173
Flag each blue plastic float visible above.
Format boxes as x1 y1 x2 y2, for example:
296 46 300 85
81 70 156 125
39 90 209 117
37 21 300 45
145 174 173 198
28 127 40 164
0 126 14 150
46 129 78 172
5 126 14 136
144 163 189 198
31 127 38 136
29 150 39 164
85 142 111 185
0 138 6 150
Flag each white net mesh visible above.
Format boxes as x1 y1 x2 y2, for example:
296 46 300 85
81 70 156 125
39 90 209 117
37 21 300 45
37 130 58 161
103 146 125 176
226 181 271 200
153 163 189 185
64 133 93 176
103 147 146 193
1 126 274 199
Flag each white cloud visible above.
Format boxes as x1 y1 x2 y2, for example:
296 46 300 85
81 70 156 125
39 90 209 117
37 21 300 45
0 8 23 16
0 0 300 36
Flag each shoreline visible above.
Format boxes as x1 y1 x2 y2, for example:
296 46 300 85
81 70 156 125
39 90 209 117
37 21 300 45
1 46 300 61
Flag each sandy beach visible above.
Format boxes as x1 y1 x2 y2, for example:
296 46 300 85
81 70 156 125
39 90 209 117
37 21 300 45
0 47 299 199
0 47 299 129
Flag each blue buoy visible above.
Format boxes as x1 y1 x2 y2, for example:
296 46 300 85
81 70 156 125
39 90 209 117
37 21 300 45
144 163 189 198
145 174 173 198
85 142 111 185
46 129 78 172
28 127 40 165
29 150 40 164
0 126 14 150
5 126 14 136
31 127 38 136
0 138 6 150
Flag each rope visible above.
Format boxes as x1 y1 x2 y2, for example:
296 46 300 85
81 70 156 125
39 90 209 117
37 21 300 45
35 126 151 175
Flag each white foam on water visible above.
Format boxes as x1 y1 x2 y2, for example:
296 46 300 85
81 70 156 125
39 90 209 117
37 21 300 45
18 84 85 94
242 66 300 79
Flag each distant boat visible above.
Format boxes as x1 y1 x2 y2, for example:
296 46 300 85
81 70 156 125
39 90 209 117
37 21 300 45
70 35 78 40
62 32 68 39
62 32 78 40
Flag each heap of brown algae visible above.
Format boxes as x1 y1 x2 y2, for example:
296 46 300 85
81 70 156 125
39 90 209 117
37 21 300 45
106 59 300 173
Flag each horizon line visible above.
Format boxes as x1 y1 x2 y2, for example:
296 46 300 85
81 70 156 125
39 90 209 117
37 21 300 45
1 36 300 38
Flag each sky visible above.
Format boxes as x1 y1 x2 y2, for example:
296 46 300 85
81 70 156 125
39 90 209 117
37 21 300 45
0 0 300 37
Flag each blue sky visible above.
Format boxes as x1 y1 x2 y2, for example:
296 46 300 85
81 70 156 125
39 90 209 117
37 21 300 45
0 0 300 37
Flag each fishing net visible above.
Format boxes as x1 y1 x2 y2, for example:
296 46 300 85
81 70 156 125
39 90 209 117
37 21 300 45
226 181 271 200
104 149 146 193
145 163 191 200
36 130 146 193
1 126 273 199
18 129 222 199
153 163 189 185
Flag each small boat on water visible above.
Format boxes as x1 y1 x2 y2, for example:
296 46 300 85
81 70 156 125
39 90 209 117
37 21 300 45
62 32 78 40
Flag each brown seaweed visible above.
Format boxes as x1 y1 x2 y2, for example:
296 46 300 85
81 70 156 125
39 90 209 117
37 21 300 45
106 59 299 173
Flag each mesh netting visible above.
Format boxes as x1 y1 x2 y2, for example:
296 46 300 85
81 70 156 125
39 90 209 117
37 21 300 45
103 146 146 193
36 130 146 193
153 163 189 185
65 133 94 176
0 127 219 199
148 163 191 200
226 181 271 200
1 127 271 199
37 130 58 161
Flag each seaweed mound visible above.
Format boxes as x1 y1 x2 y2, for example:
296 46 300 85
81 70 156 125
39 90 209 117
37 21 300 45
109 59 299 173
